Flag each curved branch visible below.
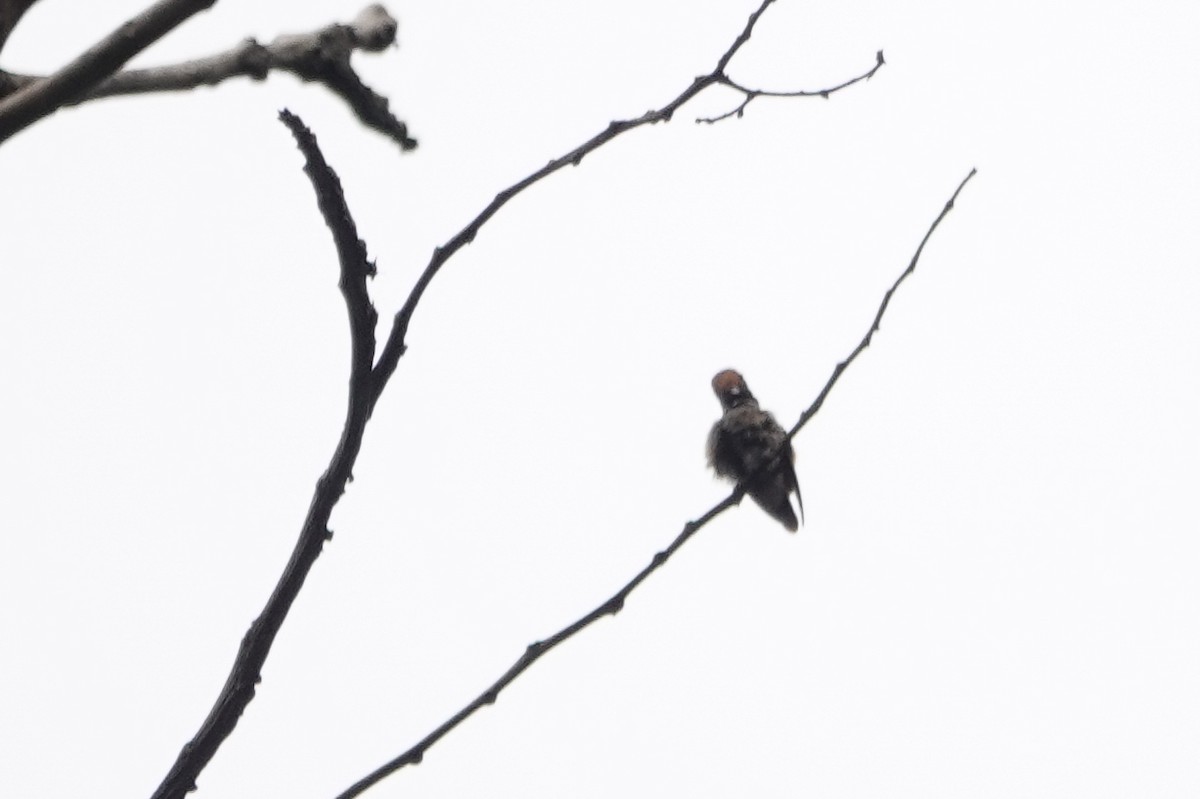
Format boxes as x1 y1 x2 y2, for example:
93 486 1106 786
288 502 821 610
279 109 379 386
337 169 977 799
0 0 40 56
368 0 881 396
0 0 216 144
150 3 891 795
149 112 380 799
0 4 416 150
699 49 886 124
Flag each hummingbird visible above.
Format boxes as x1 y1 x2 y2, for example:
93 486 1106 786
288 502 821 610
707 369 804 532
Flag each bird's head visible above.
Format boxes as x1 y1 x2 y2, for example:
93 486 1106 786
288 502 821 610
711 369 756 411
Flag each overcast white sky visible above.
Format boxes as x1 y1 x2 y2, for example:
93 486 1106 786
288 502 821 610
1 1 1197 797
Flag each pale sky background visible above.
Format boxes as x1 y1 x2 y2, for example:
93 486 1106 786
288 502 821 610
1 1 1197 797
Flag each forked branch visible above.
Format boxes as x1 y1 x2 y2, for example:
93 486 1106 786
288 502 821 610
336 169 976 799
0 4 416 149
368 0 882 396
0 0 216 143
149 2 888 796
699 49 886 124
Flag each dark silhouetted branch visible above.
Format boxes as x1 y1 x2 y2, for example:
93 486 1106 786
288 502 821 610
149 111 381 799
335 497 741 799
280 109 379 387
788 168 977 439
0 0 40 55
0 4 416 150
151 2 892 795
337 169 977 799
368 0 881 397
0 0 216 144
698 49 886 124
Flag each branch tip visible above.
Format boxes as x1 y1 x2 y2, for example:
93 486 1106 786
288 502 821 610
786 168 976 441
308 9 927 799
0 6 416 149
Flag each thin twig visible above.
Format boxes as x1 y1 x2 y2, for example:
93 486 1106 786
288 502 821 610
149 111 381 799
698 50 886 124
0 4 416 149
150 3 886 795
0 0 216 144
367 0 881 398
336 169 977 799
789 168 978 438
335 497 741 799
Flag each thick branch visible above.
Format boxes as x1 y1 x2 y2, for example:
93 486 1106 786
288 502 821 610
149 112 381 799
0 0 216 144
0 0 40 56
0 4 416 150
337 168 977 799
150 3 886 794
368 0 880 398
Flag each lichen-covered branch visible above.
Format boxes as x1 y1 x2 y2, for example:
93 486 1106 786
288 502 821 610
0 0 216 144
0 4 416 149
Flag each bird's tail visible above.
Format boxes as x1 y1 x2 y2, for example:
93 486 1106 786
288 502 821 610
750 479 800 533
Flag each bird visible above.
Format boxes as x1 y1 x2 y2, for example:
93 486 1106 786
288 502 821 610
706 369 804 532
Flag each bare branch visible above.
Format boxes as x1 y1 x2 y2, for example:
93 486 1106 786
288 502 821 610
368 0 880 398
699 49 886 125
337 168 977 799
334 500 740 799
149 3 888 794
0 0 216 144
788 168 978 439
149 111 381 799
279 109 379 386
276 6 416 151
714 0 779 73
0 0 40 56
0 4 417 150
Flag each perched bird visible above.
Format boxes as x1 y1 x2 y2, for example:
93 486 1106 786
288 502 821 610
707 369 804 531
